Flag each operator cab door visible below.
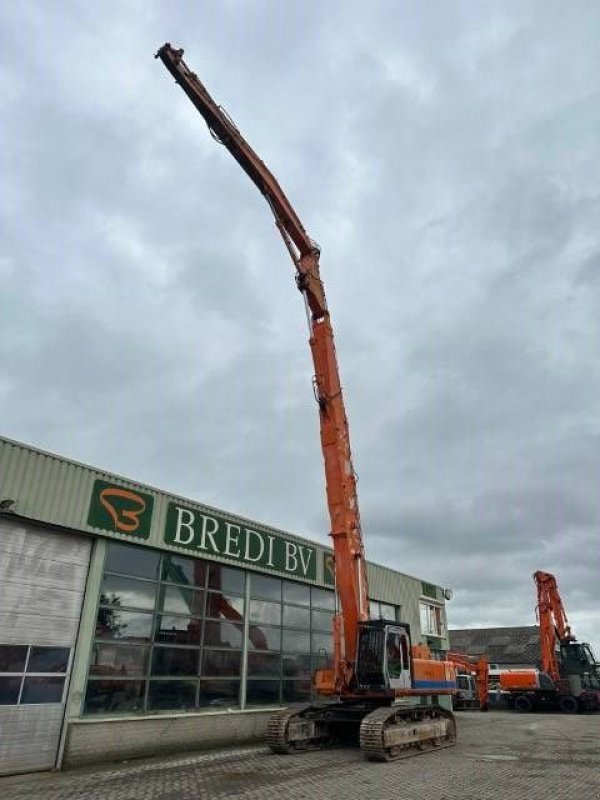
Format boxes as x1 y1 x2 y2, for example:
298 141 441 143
384 626 411 691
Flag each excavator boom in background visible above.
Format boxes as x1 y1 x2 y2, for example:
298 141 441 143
501 571 599 713
156 43 457 760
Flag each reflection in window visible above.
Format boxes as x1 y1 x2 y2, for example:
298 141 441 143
157 585 204 616
198 679 240 708
282 680 311 703
283 581 310 606
202 650 241 677
246 680 280 706
100 575 156 611
311 588 335 610
250 574 281 601
247 626 281 652
203 620 243 649
21 676 65 704
0 677 21 705
151 647 198 677
249 600 281 625
28 646 70 673
311 634 333 658
0 645 28 673
247 652 281 678
155 615 202 646
205 592 245 620
208 564 245 595
105 543 159 580
311 609 334 632
148 680 197 710
96 608 154 642
282 630 311 654
89 643 149 677
283 654 312 678
84 679 146 714
380 603 397 621
161 554 207 588
283 606 311 629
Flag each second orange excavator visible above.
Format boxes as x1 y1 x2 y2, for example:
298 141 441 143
156 42 458 761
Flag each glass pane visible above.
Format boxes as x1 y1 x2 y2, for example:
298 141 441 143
208 564 245 595
84 679 146 714
247 652 281 677
311 609 334 632
155 615 202 646
246 679 280 706
311 588 335 610
20 676 65 704
157 585 204 616
369 600 382 618
151 647 199 677
198 679 240 709
249 600 281 625
311 634 333 658
100 575 156 611
201 649 242 677
96 608 153 642
0 676 22 704
27 646 70 673
205 592 245 620
282 630 311 654
283 581 311 606
380 603 396 621
203 621 243 649
161 554 207 588
247 626 280 652
148 680 197 711
0 644 28 673
105 543 159 580
283 606 311 629
282 680 311 704
283 654 312 678
89 643 149 677
250 574 281 601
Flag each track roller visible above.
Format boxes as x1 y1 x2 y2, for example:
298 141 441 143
359 705 456 762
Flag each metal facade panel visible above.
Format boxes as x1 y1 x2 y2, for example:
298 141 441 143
0 519 91 774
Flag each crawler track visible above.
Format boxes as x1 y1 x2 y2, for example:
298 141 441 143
360 705 456 761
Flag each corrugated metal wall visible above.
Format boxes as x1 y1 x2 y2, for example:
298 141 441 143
0 518 91 774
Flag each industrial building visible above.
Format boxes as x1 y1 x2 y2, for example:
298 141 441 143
0 435 451 774
448 627 541 670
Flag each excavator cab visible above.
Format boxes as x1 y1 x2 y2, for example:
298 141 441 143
356 620 412 692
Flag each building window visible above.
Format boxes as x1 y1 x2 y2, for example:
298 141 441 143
84 543 338 716
0 644 70 706
369 600 401 621
420 602 444 637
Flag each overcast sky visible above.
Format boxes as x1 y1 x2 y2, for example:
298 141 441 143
2 1 599 656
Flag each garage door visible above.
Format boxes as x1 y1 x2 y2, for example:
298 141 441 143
0 518 91 775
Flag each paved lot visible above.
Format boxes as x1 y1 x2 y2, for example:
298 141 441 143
1 711 598 800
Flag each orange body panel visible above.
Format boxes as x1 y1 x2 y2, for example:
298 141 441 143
500 670 541 691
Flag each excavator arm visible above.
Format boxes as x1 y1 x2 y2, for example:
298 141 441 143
156 43 369 687
447 651 489 711
533 570 574 683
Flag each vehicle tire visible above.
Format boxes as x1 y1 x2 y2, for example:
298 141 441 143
514 695 533 713
559 695 579 714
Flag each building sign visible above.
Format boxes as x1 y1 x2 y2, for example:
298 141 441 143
323 551 335 586
87 480 154 539
421 581 438 599
164 502 317 580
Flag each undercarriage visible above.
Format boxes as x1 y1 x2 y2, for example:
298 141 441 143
267 701 456 761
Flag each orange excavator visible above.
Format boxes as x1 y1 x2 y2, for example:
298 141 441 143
447 652 489 711
501 571 600 713
156 43 457 760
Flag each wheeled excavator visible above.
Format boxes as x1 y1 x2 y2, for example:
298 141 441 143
156 43 457 761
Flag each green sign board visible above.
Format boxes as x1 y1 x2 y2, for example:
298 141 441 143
323 551 335 586
421 581 438 599
87 479 154 540
164 502 317 580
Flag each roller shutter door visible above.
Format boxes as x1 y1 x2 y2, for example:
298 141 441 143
0 518 91 775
